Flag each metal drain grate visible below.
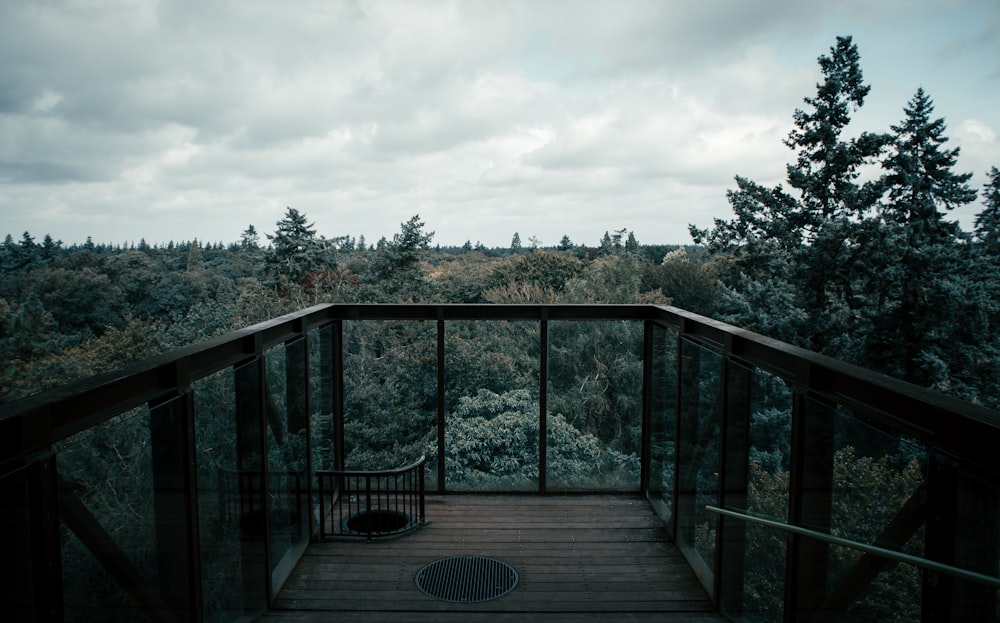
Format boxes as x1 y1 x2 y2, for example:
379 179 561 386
415 556 519 603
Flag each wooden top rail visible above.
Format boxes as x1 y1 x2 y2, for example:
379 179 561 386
2 304 998 480
317 455 427 479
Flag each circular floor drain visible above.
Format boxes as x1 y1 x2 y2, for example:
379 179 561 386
415 556 518 602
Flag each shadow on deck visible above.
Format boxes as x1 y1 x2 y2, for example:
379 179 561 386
259 495 724 623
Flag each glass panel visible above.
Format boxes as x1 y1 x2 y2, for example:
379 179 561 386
0 464 35 620
445 320 539 491
926 461 1000 621
646 323 677 524
827 405 928 550
789 395 928 621
56 406 158 622
747 370 792 522
265 339 310 595
342 321 437 484
310 325 335 505
676 337 721 586
546 320 642 491
738 368 793 622
193 360 267 621
824 543 923 623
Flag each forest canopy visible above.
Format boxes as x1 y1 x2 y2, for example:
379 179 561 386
2 36 999 410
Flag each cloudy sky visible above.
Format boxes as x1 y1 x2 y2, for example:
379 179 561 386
2 0 998 249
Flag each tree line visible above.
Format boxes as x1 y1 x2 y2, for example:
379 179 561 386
0 211 711 404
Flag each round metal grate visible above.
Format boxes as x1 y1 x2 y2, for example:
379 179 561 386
415 556 519 603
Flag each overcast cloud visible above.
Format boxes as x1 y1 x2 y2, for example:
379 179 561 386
2 0 998 248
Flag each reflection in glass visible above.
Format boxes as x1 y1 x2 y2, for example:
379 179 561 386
56 406 157 622
194 361 267 621
265 339 310 596
647 323 677 525
676 338 721 585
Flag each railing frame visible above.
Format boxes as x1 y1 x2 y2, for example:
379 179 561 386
317 455 427 540
1 303 998 622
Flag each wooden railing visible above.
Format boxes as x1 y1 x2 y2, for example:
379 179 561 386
1 304 998 622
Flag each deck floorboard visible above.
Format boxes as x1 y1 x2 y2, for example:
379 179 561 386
259 494 725 623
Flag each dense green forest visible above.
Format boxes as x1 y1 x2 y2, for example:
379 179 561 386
0 211 716 405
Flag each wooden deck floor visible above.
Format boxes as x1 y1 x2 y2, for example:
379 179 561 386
258 494 724 623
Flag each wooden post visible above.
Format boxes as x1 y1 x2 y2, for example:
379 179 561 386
785 390 834 622
717 357 751 616
150 391 202 622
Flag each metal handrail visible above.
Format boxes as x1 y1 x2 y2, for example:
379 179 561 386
706 505 1000 589
317 455 427 540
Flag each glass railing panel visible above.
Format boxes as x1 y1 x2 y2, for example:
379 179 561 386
445 320 539 492
923 461 1000 621
309 325 335 512
676 337 722 586
193 360 267 621
824 542 923 623
546 320 642 491
264 339 310 595
342 320 437 485
824 403 928 549
55 405 158 622
791 394 928 621
647 322 677 525
728 367 793 622
1 463 36 620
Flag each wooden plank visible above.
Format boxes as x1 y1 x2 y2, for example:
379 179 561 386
260 495 724 622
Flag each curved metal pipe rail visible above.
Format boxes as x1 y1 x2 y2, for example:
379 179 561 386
317 455 427 540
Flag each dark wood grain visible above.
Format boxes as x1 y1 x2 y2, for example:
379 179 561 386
258 495 725 622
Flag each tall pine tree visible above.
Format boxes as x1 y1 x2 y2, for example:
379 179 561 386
266 207 323 284
865 88 980 391
691 35 887 353
973 166 1000 254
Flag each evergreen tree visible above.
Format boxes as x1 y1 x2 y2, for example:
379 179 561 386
691 35 886 354
266 207 321 283
186 239 204 272
785 36 888 222
864 88 979 388
625 232 639 256
882 88 976 241
974 167 1000 254
239 224 260 249
558 235 574 251
40 234 62 262
369 215 435 300
598 231 614 256
510 232 522 254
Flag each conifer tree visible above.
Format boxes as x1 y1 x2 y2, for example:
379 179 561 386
974 167 1000 254
861 89 979 388
691 35 886 352
511 232 522 254
239 224 260 249
266 207 322 283
882 88 976 241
